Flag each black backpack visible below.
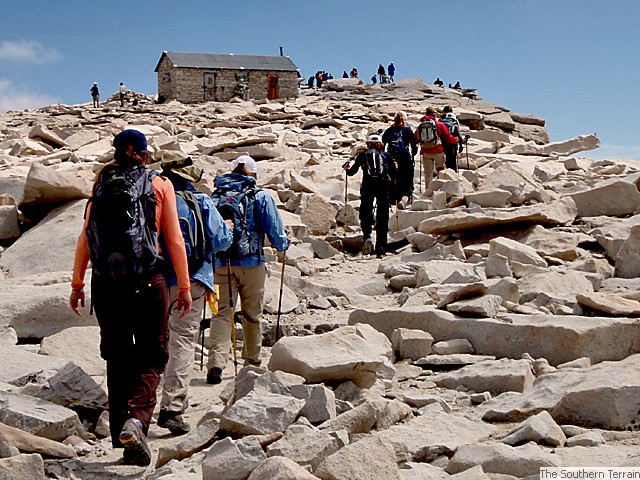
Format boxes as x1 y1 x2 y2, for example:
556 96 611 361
85 164 161 287
362 148 387 180
387 129 408 154
211 178 261 261
175 189 207 274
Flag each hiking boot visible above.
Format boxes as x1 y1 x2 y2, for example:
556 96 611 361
207 367 222 385
244 359 261 368
375 247 386 258
119 418 151 467
157 410 190 436
362 238 373 256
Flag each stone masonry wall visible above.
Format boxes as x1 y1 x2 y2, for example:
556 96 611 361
156 59 298 103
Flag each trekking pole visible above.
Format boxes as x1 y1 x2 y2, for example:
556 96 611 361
342 161 350 234
199 295 207 371
226 260 238 375
275 249 287 342
465 135 470 170
419 156 422 194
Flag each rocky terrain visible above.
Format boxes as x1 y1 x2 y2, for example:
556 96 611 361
0 78 639 479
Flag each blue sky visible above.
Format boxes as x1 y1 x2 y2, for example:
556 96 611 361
1 0 638 159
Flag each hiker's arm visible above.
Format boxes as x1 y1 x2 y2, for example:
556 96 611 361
154 177 191 295
258 193 289 252
406 127 418 157
203 196 233 254
70 202 91 316
439 123 458 144
345 154 363 176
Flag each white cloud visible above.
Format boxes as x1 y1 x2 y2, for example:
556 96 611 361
0 79 59 112
0 40 62 64
589 144 640 161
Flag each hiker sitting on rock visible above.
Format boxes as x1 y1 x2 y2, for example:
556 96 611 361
343 134 397 258
157 151 233 436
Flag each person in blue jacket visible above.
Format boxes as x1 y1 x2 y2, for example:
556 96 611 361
157 151 233 435
207 155 289 384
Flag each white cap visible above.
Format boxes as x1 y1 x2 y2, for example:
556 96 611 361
233 154 257 174
367 134 382 143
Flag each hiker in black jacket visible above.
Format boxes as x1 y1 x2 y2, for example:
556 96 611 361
382 111 418 209
343 134 396 257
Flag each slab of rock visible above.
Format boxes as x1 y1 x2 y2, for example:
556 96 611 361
220 390 305 436
391 328 433 361
375 409 496 462
500 410 565 447
431 339 474 355
290 384 337 424
202 436 267 480
480 354 640 429
314 436 402 480
32 362 107 411
0 281 97 339
445 442 560 477
0 453 45 480
569 180 640 218
576 292 640 316
446 295 503 317
266 424 341 471
0 205 20 240
0 199 86 279
614 224 640 278
414 354 495 368
501 133 599 156
268 324 387 388
318 400 382 435
20 163 91 206
0 422 76 459
415 260 486 287
156 417 219 468
464 189 512 208
248 456 319 480
376 399 413 430
0 390 82 442
0 344 66 385
350 307 640 366
264 276 298 315
517 270 594 303
298 194 337 235
432 358 534 394
566 431 604 447
489 237 547 267
418 197 577 236
38 327 105 376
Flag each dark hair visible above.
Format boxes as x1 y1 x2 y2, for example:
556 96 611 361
443 106 453 113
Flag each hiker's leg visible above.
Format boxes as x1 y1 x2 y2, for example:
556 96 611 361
422 154 435 190
236 264 267 366
434 152 446 173
127 272 170 433
161 281 207 413
207 266 238 371
375 183 390 252
359 185 374 239
91 275 136 445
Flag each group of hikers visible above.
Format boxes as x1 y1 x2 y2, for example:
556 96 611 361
344 106 466 258
66 109 465 465
90 82 129 108
307 62 396 88
69 129 289 466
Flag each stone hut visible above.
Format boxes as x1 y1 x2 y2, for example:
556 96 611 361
154 51 299 103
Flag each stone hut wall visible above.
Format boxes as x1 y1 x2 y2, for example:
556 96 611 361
157 58 298 103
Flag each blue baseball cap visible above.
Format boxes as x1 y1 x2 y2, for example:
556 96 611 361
113 129 148 153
